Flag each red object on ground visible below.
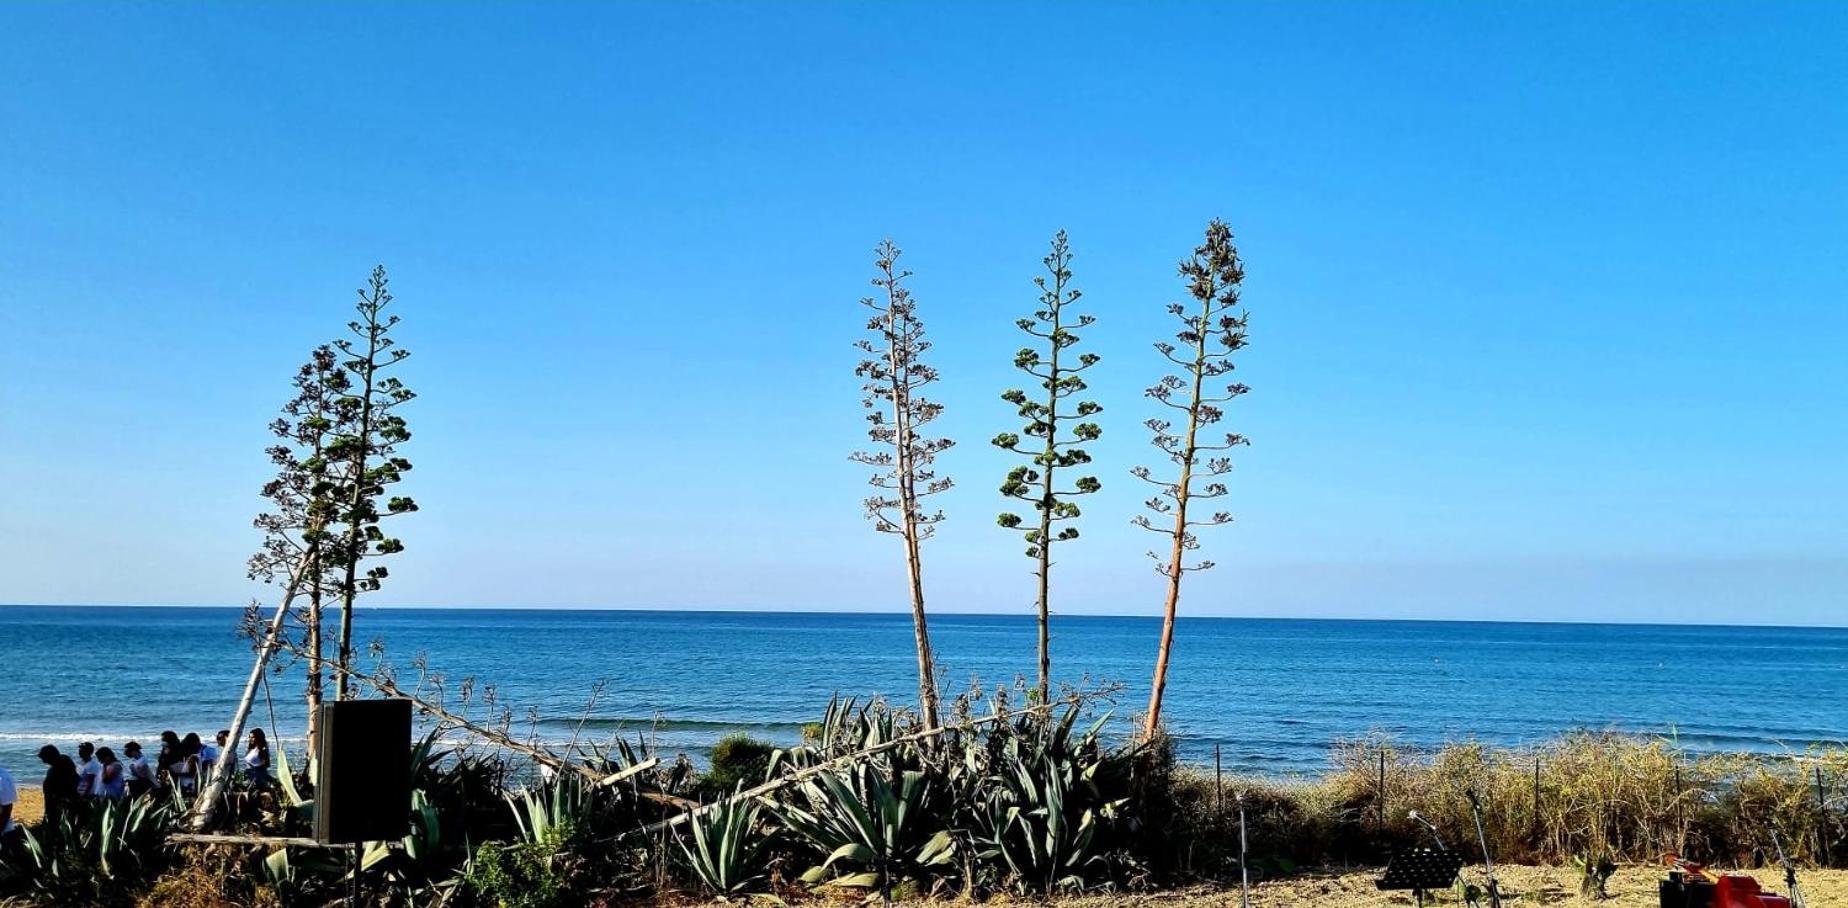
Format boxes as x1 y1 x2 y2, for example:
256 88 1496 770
1713 873 1792 908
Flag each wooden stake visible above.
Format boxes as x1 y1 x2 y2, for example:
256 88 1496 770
1215 742 1223 817
1379 748 1388 829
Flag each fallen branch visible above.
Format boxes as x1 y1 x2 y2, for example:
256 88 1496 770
599 758 659 788
625 689 1114 840
169 833 337 849
283 642 622 788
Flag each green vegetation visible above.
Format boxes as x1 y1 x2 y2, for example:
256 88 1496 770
324 266 420 700
3 699 1844 906
248 344 349 754
703 734 775 795
0 792 184 906
994 230 1103 702
677 789 770 897
465 826 579 908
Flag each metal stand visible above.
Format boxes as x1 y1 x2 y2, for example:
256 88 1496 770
1467 789 1504 908
1236 791 1251 908
350 842 362 907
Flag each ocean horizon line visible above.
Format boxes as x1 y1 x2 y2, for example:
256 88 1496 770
1 601 1843 632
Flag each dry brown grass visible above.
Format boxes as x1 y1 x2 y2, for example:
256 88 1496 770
700 865 1848 907
1205 734 1847 867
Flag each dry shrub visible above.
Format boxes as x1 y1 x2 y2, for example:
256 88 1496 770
1190 735 1846 875
137 848 282 908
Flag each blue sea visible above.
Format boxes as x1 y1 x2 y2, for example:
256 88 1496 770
1 606 1844 779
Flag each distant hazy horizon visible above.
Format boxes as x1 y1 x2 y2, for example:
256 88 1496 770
1 601 1843 631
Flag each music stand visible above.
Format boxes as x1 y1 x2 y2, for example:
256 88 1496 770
1377 848 1464 907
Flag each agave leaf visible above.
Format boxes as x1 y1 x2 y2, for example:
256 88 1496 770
360 840 393 871
827 871 883 889
274 739 309 808
822 842 877 869
917 829 957 866
263 848 293 884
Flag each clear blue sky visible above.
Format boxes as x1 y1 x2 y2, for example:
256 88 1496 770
1 2 1843 624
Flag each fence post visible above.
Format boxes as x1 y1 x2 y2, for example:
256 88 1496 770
1379 748 1388 829
1215 743 1224 818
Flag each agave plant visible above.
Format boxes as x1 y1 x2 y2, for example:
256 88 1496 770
777 764 956 895
262 789 455 902
979 749 1113 892
773 696 910 771
677 787 771 896
961 708 1135 894
509 774 591 847
1 792 181 902
263 732 473 905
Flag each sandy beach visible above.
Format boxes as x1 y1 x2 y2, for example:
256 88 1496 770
9 786 41 825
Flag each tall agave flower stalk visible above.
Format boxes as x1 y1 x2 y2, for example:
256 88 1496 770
852 240 954 730
1133 220 1250 740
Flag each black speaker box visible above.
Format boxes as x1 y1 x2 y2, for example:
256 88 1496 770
313 699 413 844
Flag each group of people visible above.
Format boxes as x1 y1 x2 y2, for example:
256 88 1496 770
28 727 275 820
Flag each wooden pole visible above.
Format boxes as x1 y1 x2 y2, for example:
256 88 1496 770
1215 743 1223 817
1379 748 1388 829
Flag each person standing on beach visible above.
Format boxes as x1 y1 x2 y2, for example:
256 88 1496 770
122 741 155 798
95 747 126 799
75 741 101 799
36 745 77 819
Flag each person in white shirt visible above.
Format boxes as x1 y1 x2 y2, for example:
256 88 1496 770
75 742 102 799
122 741 156 798
0 764 18 842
